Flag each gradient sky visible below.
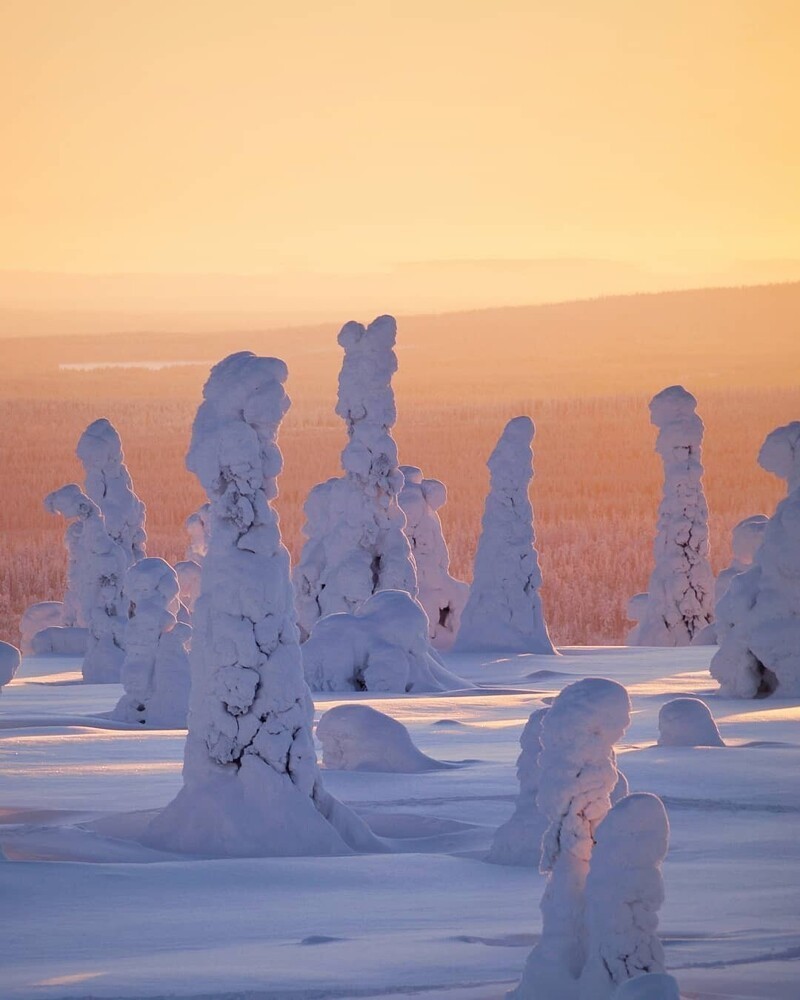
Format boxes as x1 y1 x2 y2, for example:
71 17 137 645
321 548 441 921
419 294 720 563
2 0 799 275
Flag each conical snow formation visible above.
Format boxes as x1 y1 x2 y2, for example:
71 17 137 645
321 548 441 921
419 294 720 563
455 416 555 654
112 558 191 727
77 418 147 566
44 485 127 683
293 316 418 641
628 386 714 646
399 466 469 650
144 352 381 857
711 421 800 698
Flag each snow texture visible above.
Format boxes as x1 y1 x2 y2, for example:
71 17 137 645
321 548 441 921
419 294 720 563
77 418 147 566
317 704 448 772
303 589 468 693
0 640 21 687
398 466 469 650
454 416 555 655
657 698 724 747
579 793 670 999
512 677 631 999
711 422 800 698
293 315 418 641
174 559 202 615
112 558 191 728
185 503 211 563
143 351 381 857
628 386 714 647
612 974 681 1000
19 601 63 654
30 626 88 656
44 484 127 683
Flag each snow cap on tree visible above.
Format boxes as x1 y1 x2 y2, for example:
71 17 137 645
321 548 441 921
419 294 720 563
658 698 724 747
758 420 800 494
715 515 768 607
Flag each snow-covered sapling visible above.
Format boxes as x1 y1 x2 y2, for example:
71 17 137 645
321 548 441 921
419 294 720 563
629 386 714 646
715 515 768 608
455 416 555 655
144 352 380 857
657 698 724 747
112 558 191 727
317 704 449 773
0 641 21 688
19 602 64 654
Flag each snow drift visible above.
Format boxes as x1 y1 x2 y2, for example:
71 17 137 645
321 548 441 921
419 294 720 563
317 704 449 772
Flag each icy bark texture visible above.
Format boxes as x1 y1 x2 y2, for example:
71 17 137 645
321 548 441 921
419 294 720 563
455 417 555 654
657 698 724 747
77 418 147 566
112 558 191 727
512 678 631 1000
44 485 127 683
144 352 379 857
0 641 21 688
303 589 467 693
711 422 800 698
579 793 670 1000
628 386 714 646
612 974 681 1000
317 704 448 773
293 316 417 641
398 466 469 650
20 602 64 654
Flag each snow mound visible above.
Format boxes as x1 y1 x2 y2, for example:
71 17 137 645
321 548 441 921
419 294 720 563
317 704 448 772
0 641 21 687
612 974 681 999
303 589 468 693
658 698 724 747
30 626 89 656
20 601 63 654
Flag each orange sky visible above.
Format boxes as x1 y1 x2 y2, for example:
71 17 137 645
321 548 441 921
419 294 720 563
1 0 799 276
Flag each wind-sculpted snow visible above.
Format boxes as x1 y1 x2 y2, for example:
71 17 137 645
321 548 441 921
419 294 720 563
317 704 449 772
44 484 127 683
711 423 800 699
112 558 190 728
303 589 468 693
77 418 147 566
399 466 469 650
0 640 20 688
293 316 418 641
455 416 555 655
144 352 381 857
512 677 631 999
579 793 670 999
658 698 724 747
628 386 714 647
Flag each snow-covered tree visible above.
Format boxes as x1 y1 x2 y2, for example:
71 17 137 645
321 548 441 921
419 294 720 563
19 602 63 654
293 315 418 641
77 418 147 566
144 352 380 857
455 416 555 654
612 974 681 1000
399 466 469 650
174 560 202 616
628 386 714 646
44 485 127 683
112 558 191 727
657 698 724 747
512 678 631 999
715 515 768 608
0 641 21 689
579 793 670 1000
185 503 211 564
317 703 448 773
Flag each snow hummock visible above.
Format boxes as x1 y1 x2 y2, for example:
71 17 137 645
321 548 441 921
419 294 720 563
0 640 21 687
293 315 418 641
44 484 127 683
317 704 449 773
399 466 469 650
612 974 681 1000
454 416 555 655
628 386 714 646
19 601 63 654
143 351 381 857
303 589 468 693
512 677 631 999
658 698 725 747
111 558 191 728
579 793 670 999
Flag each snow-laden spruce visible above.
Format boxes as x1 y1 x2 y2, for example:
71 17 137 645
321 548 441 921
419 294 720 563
398 466 469 650
716 515 769 607
579 793 670 999
317 704 450 773
711 421 800 698
628 386 714 646
77 418 147 566
658 698 724 747
0 641 21 688
455 416 555 655
302 589 467 693
293 316 418 641
144 352 381 857
44 485 127 683
112 558 190 727
512 678 631 1000
185 503 211 564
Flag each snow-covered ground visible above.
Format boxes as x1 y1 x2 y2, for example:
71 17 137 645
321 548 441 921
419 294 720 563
1 647 798 1000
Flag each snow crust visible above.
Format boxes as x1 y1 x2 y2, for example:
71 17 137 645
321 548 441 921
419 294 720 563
455 416 555 654
317 704 448 772
398 465 469 650
658 698 724 747
293 316 418 641
303 589 468 693
628 386 714 647
19 602 63 654
0 640 21 687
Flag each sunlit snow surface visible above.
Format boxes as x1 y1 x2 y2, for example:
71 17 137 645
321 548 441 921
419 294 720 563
1 647 798 1000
